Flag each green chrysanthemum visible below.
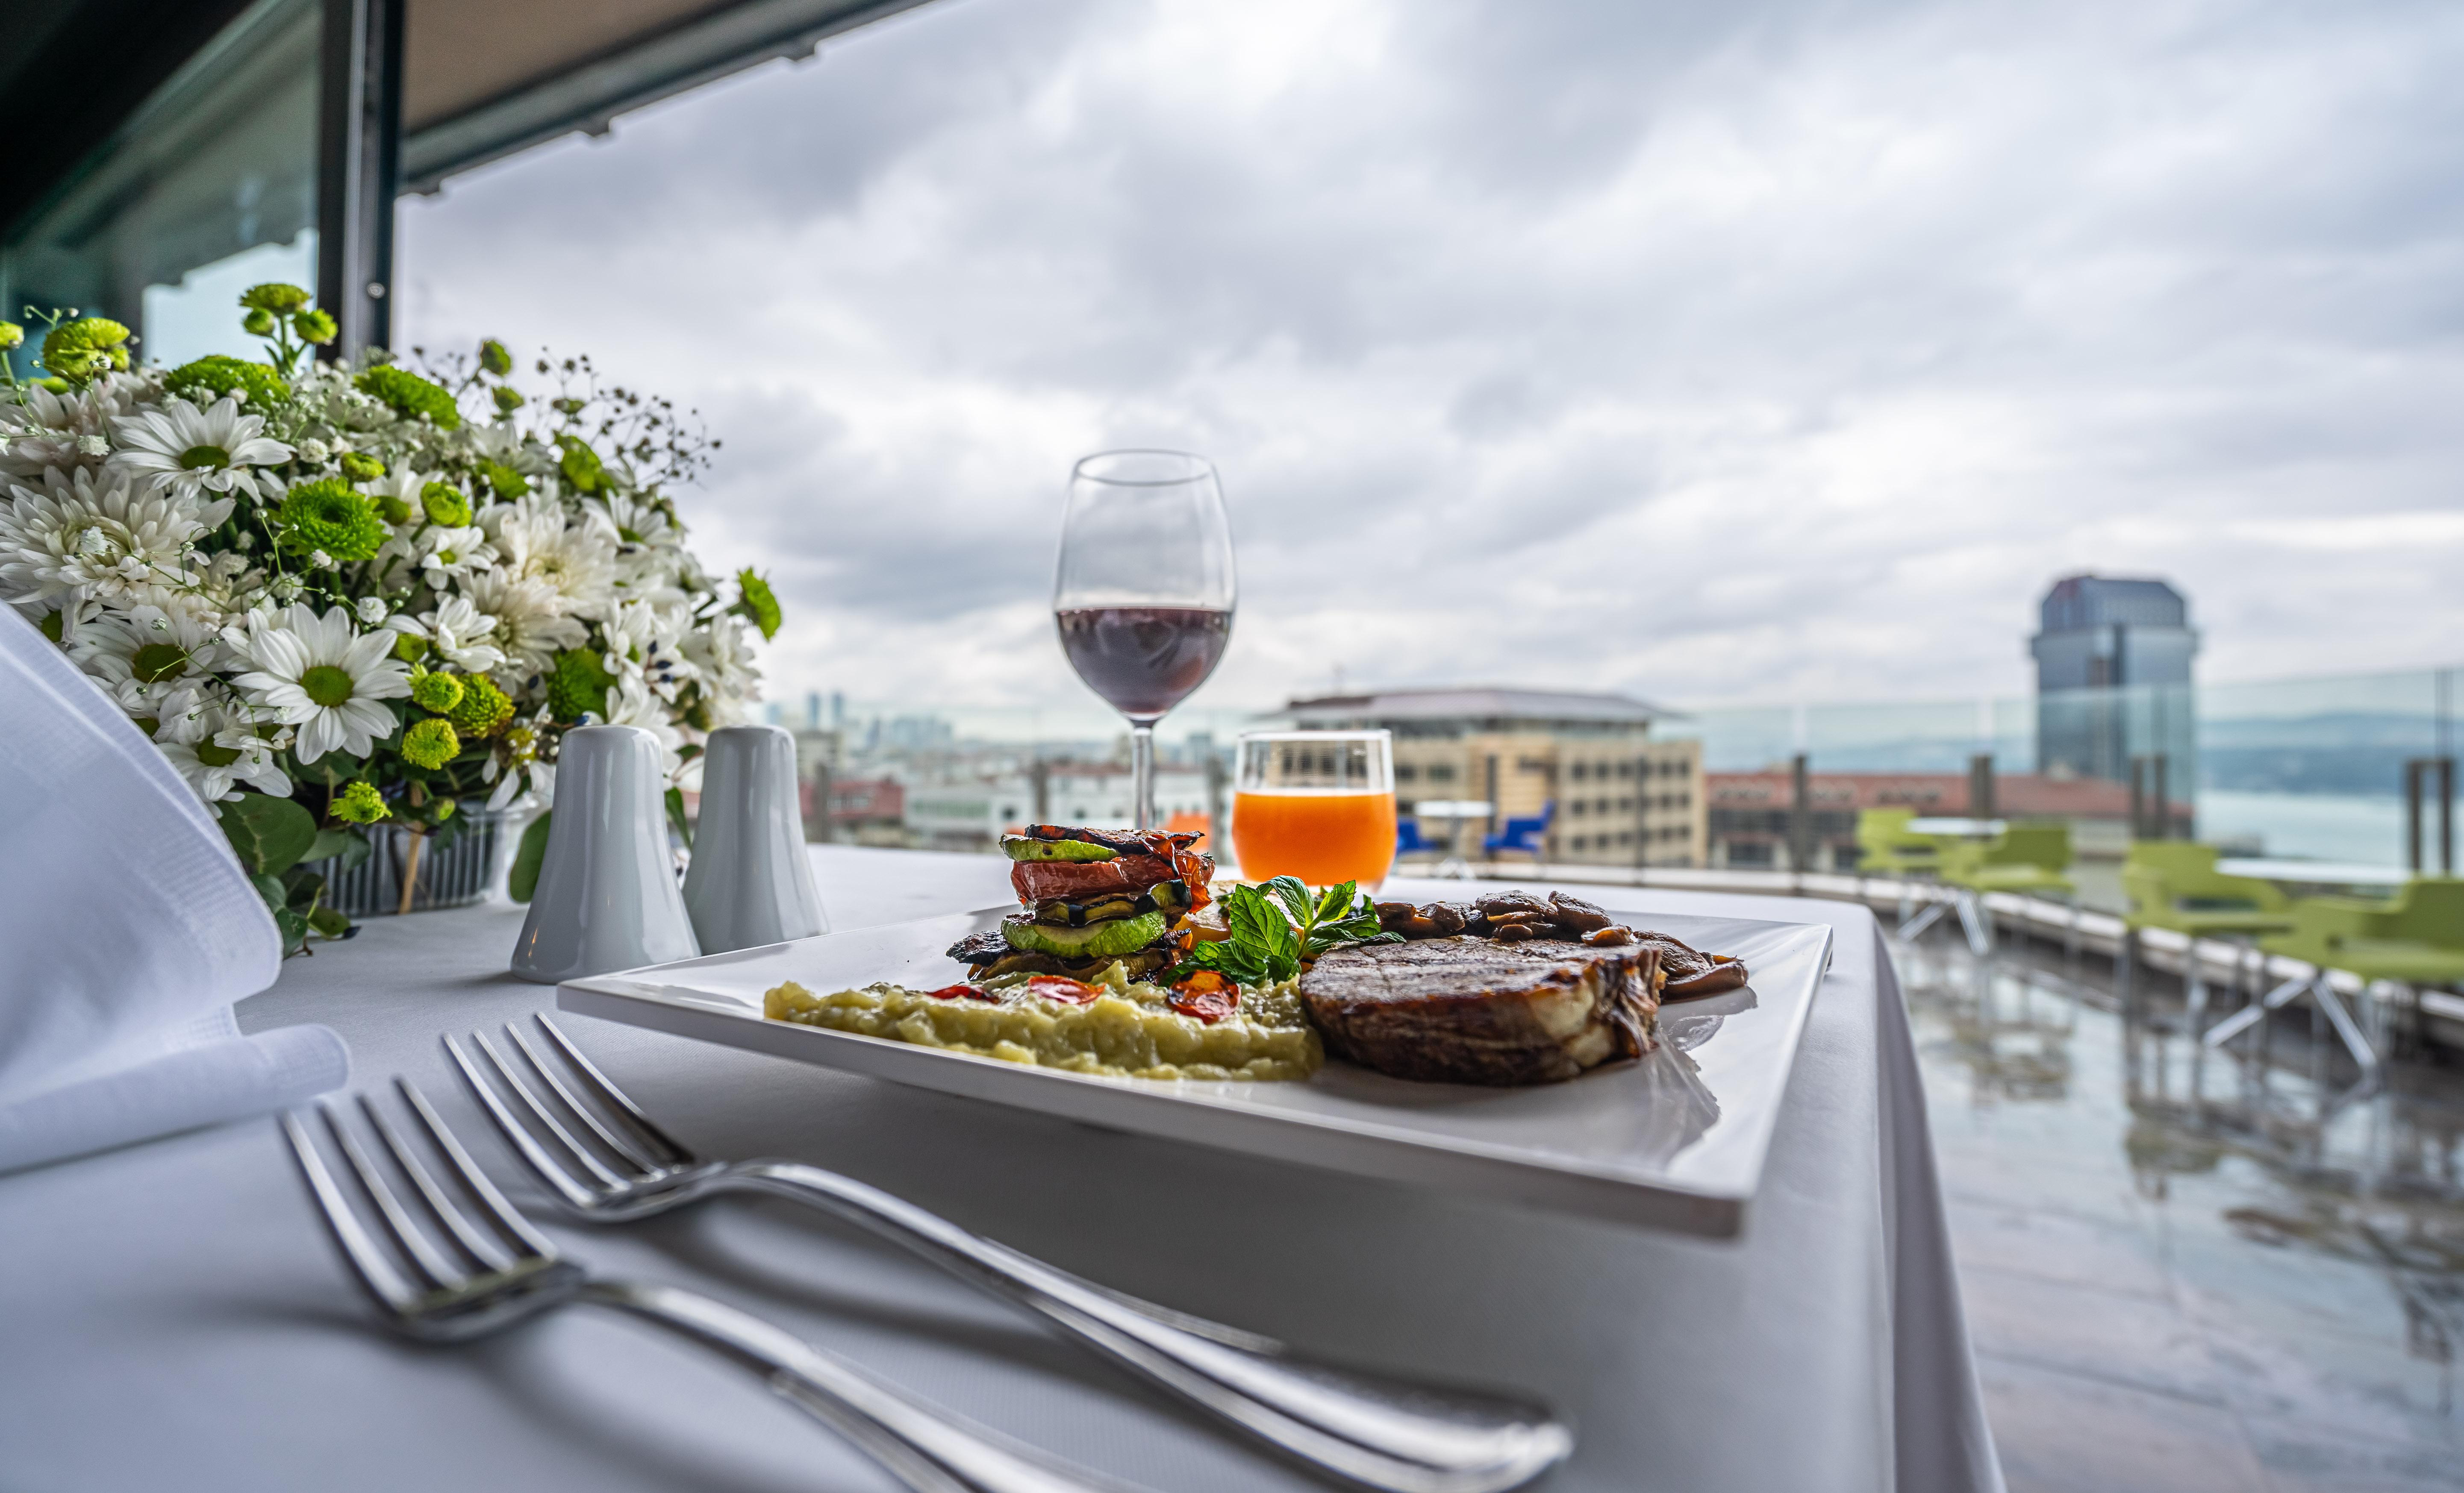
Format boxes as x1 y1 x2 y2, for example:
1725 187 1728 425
410 671 465 714
276 478 387 564
293 309 337 346
338 451 385 482
391 632 428 664
546 648 615 722
419 481 472 527
480 460 529 499
332 780 388 824
479 339 513 376
733 568 782 641
355 365 461 430
243 308 276 337
0 321 23 351
375 492 414 524
448 673 514 738
241 283 312 314
492 385 524 415
401 717 461 770
42 317 131 383
166 354 284 409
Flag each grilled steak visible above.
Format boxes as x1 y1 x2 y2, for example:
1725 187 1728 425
1299 936 1662 1086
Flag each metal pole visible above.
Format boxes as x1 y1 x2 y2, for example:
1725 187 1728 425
1969 753 1995 822
2151 754 2169 839
2440 757 2455 875
316 0 403 357
2129 756 2146 841
1789 753 1812 878
2405 759 2423 873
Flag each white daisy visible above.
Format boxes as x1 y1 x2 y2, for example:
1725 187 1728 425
0 466 230 605
155 695 293 803
386 594 506 673
109 395 292 499
68 601 229 717
227 603 411 763
415 523 499 585
680 613 760 727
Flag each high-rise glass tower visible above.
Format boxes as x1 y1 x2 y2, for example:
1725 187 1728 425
2030 575 2199 787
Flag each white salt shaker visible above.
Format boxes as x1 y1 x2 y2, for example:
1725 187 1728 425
683 724 829 953
510 725 702 983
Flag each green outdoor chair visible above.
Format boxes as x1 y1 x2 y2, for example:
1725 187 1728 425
2118 842 2296 1035
1856 808 1944 878
1911 824 2075 955
2203 878 2464 1089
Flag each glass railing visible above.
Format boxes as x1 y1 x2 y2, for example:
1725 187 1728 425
755 664 2461 878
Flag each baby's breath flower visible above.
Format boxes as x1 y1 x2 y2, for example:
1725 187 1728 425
356 596 389 625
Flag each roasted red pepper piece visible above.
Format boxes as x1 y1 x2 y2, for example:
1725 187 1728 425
924 983 980 1001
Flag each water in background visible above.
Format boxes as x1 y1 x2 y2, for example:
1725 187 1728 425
2194 790 2409 866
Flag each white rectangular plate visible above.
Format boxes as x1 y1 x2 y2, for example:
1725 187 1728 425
559 895 1834 1236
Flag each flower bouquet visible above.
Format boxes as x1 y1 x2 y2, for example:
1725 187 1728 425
0 288 777 952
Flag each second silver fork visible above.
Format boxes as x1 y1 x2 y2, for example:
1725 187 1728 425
447 1017 1572 1493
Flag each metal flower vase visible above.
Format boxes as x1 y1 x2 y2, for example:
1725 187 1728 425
307 804 512 917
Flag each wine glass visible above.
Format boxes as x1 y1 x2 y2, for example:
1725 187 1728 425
1054 450 1236 832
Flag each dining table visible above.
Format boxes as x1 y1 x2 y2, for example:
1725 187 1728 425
0 845 2002 1493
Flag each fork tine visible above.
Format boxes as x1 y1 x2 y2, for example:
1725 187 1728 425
535 1015 698 1167
320 1101 462 1292
396 1078 561 1262
441 1032 600 1208
469 1031 628 1189
281 1111 418 1315
362 1092 514 1275
501 1021 665 1177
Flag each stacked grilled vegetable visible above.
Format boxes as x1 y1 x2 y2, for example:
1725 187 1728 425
945 825 1216 982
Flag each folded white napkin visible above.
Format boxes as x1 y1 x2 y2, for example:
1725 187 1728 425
0 607 348 1173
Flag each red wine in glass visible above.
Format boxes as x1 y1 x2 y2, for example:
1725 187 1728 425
1053 452 1237 830
1055 606 1233 720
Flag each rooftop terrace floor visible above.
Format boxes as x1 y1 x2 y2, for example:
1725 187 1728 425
1898 923 2464 1491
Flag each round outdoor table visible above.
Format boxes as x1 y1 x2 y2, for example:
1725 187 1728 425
2217 857 2412 891
0 847 2002 1493
1906 817 2007 838
1408 798 1493 879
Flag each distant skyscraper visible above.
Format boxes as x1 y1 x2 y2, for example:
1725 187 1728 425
2029 574 2198 785
805 691 822 731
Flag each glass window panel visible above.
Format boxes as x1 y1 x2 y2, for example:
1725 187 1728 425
1 0 319 378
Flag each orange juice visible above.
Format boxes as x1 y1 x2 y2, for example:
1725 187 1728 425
1229 790 1398 888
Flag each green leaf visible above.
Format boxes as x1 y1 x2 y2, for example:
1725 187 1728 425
1313 881 1361 926
272 905 311 957
1222 884 1301 982
1263 876 1313 932
218 793 318 876
665 786 693 849
249 871 288 908
280 867 327 911
301 826 369 870
306 905 351 939
508 810 553 903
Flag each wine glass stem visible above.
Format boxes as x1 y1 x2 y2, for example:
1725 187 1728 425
1130 722 1157 832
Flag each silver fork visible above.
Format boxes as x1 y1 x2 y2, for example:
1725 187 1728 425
447 1017 1573 1493
282 1083 1156 1493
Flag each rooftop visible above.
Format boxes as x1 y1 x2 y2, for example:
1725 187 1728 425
1280 686 1678 726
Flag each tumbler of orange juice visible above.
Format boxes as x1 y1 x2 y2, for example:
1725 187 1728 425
1229 731 1397 889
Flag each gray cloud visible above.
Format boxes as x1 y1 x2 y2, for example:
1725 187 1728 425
399 0 2464 720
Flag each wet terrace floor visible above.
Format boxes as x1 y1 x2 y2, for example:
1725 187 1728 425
1897 922 2464 1493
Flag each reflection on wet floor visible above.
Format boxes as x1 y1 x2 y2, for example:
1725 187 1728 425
1896 922 2464 1493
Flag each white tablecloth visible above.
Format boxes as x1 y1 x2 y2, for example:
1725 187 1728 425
0 849 2000 1492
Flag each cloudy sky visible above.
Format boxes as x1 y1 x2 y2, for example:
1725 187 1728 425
398 0 2464 722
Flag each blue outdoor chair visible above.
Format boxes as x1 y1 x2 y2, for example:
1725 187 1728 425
1396 819 1448 856
1483 801 1555 865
